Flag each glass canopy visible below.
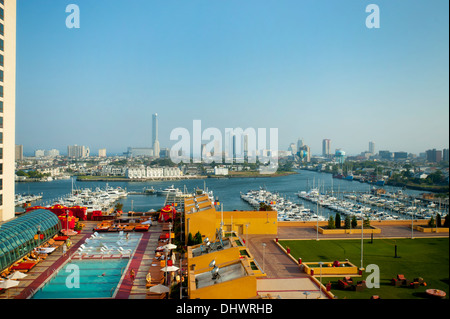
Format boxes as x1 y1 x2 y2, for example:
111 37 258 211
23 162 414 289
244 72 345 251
0 209 61 271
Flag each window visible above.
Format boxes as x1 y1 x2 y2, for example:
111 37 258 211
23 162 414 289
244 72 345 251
0 23 3 36
0 39 3 51
0 85 3 97
0 8 3 20
0 131 2 143
0 54 3 66
0 70 3 82
0 101 3 112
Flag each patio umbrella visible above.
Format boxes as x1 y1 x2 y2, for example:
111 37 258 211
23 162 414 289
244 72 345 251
0 279 20 289
163 243 177 250
7 271 27 280
161 265 179 272
149 284 170 294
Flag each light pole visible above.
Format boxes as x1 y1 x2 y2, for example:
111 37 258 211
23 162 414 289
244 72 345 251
411 200 415 239
169 222 173 244
318 261 324 299
262 243 266 274
361 208 364 272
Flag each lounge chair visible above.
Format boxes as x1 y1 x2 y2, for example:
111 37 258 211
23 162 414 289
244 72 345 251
343 276 353 284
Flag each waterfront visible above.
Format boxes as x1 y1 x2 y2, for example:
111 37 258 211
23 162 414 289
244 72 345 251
15 170 444 219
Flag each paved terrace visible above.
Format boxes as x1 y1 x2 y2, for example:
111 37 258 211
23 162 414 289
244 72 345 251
246 224 448 299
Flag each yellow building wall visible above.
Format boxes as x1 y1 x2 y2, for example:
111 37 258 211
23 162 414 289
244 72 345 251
185 207 218 243
190 274 257 299
216 211 278 235
188 247 241 270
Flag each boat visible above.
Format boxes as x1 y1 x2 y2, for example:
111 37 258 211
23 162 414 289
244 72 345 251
157 185 182 196
144 187 157 195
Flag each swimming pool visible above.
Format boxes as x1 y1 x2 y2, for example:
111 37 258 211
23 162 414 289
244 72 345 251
32 233 142 299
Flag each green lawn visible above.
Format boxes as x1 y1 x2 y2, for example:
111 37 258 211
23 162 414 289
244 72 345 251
279 238 449 299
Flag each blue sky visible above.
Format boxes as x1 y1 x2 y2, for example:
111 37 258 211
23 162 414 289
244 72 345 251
16 0 449 156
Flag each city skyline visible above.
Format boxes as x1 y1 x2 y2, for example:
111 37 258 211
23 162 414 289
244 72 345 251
14 0 449 156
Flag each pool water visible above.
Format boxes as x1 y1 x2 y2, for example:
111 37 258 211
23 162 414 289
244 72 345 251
32 233 142 299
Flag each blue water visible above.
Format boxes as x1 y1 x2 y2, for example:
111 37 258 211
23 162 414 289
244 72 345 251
32 259 129 299
16 170 427 218
32 233 141 299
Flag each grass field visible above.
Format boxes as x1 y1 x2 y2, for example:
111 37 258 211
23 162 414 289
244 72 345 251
279 238 449 299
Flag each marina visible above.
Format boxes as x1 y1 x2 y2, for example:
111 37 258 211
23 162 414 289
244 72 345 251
14 170 448 221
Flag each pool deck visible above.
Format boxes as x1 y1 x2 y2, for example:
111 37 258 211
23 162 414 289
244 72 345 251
6 221 165 299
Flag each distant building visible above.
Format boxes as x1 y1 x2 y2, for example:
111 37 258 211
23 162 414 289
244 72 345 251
393 152 408 161
126 166 182 179
214 166 229 176
322 139 331 157
297 138 304 151
369 141 375 155
98 148 107 157
68 145 90 158
379 150 392 160
288 143 297 156
126 147 153 158
426 149 442 163
443 149 449 162
34 149 45 158
15 145 23 161
45 149 60 157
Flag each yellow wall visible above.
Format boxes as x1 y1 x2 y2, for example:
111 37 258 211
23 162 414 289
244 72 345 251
188 246 241 270
190 275 257 299
185 206 218 243
184 196 278 244
216 211 278 236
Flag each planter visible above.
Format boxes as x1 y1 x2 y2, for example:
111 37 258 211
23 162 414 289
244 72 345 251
413 226 449 233
302 261 360 276
315 226 381 235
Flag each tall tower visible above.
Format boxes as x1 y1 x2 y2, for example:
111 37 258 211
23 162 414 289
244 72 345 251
322 139 331 157
152 113 160 158
0 0 16 222
369 141 375 155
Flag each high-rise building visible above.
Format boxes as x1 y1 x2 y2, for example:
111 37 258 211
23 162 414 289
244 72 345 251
0 0 16 222
98 148 107 157
152 113 160 158
288 143 297 156
426 149 442 163
15 144 23 161
297 138 304 150
322 139 331 157
45 149 60 157
34 149 45 157
443 149 449 162
67 145 90 158
369 141 375 155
